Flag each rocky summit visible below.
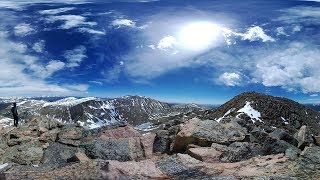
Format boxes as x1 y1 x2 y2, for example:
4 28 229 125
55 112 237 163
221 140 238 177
0 92 320 179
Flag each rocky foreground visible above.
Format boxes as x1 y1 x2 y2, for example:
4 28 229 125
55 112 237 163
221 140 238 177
0 92 320 179
0 118 318 179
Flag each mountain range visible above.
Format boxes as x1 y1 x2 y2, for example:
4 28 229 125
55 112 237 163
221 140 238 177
0 95 206 130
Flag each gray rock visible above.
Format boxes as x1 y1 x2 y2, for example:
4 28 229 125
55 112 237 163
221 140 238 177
172 118 247 152
270 129 297 146
153 130 170 153
42 143 78 168
0 137 8 149
285 147 301 160
13 147 43 165
82 138 144 161
156 153 216 178
300 146 320 164
220 142 263 163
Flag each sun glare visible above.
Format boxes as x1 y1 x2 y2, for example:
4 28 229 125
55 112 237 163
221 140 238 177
178 21 221 51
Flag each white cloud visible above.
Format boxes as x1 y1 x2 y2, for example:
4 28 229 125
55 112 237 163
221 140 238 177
111 19 136 28
32 40 46 53
0 31 87 97
46 60 65 76
78 27 106 35
292 25 302 32
46 15 97 29
218 72 242 86
276 27 289 36
14 23 35 37
39 7 76 15
238 26 275 42
157 36 177 50
251 42 320 93
310 94 319 97
64 46 87 68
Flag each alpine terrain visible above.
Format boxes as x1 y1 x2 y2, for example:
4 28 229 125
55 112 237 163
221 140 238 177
0 92 320 179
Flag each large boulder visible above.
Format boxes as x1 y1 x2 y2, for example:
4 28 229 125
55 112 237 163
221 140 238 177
172 118 247 152
98 126 141 139
270 128 298 146
42 142 79 168
294 146 320 179
82 138 144 161
13 147 43 165
153 130 170 153
220 142 261 163
58 126 84 146
155 153 216 178
39 128 60 142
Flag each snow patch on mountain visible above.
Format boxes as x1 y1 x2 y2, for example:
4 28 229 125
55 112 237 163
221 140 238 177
216 108 235 122
237 101 262 123
281 117 289 125
43 97 97 107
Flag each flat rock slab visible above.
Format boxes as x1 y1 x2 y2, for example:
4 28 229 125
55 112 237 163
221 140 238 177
187 147 222 163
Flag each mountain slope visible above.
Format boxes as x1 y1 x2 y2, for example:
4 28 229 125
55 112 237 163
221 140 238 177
204 92 320 134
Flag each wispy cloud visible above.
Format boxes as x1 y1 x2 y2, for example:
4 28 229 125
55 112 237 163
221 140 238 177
14 23 35 37
39 7 76 15
78 27 106 35
111 19 136 28
0 0 88 10
64 45 87 68
277 6 320 24
32 40 46 53
46 15 97 29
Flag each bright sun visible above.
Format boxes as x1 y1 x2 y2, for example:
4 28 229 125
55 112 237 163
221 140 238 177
178 21 221 51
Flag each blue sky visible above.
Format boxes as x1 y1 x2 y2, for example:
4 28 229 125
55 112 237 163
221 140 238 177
0 0 319 104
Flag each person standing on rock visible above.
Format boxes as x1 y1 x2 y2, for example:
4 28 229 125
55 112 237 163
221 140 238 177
11 103 19 127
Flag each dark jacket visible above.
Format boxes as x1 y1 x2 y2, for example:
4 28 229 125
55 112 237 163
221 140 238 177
11 106 18 118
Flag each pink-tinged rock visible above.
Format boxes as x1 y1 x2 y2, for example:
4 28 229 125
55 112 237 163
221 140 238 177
98 126 141 140
104 159 168 179
187 147 222 163
140 133 156 158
